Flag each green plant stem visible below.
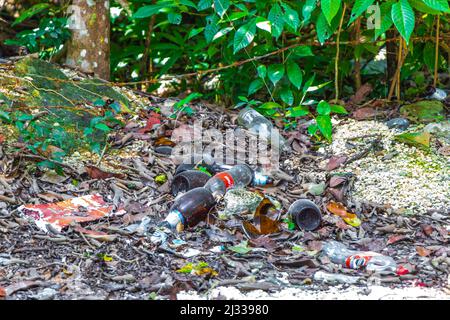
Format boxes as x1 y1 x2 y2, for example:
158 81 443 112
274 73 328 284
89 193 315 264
334 3 347 102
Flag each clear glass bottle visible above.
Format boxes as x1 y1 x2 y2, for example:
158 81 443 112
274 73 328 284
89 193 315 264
237 107 289 152
322 240 398 273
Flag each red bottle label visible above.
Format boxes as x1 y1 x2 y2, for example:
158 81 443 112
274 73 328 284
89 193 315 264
215 172 234 189
345 255 373 269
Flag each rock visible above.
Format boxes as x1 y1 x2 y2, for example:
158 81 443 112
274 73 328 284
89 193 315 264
386 118 409 131
424 121 450 144
394 131 431 150
399 101 444 123
222 189 263 217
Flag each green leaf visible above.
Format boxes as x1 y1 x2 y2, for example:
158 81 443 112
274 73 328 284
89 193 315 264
168 12 182 24
248 79 264 95
422 0 450 12
302 0 317 23
268 64 285 86
317 100 331 116
268 3 285 39
307 80 332 92
188 27 205 38
423 42 436 73
257 65 267 79
316 12 334 44
330 104 348 114
228 241 252 254
391 0 415 45
286 61 303 90
291 46 314 57
133 4 167 19
349 0 376 24
316 115 333 142
281 3 300 32
13 3 50 27
259 102 282 110
256 19 272 33
280 87 294 106
321 0 341 24
233 20 256 53
375 1 394 39
395 131 430 150
286 106 310 117
214 0 230 18
307 124 318 135
213 26 233 41
204 15 219 43
410 0 442 14
94 123 111 132
198 0 213 11
302 74 316 94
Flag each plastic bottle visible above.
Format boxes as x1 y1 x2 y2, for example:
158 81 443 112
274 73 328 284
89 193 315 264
313 271 360 285
237 107 289 152
287 199 322 231
322 240 398 273
162 187 216 230
204 164 254 198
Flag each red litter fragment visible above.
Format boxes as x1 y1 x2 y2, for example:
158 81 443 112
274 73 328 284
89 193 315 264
18 194 125 232
139 111 161 133
396 265 410 276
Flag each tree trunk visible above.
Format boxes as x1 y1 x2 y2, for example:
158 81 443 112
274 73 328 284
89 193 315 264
66 0 110 80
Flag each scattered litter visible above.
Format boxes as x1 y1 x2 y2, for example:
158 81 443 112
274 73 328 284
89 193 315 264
18 194 125 232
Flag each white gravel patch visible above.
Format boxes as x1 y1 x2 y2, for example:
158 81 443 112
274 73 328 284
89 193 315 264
178 285 450 300
324 119 450 215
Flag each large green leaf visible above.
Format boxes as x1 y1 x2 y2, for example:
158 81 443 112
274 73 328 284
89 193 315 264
214 0 230 18
410 0 441 13
316 115 333 142
233 20 256 53
349 0 376 24
268 3 285 39
391 0 415 44
286 61 303 90
268 64 285 86
422 0 450 12
321 0 341 24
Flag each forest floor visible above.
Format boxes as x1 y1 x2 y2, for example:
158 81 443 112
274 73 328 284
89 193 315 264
0 57 449 300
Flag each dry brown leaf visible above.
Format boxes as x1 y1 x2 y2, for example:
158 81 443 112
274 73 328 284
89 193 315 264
416 246 431 257
326 155 347 171
85 165 125 180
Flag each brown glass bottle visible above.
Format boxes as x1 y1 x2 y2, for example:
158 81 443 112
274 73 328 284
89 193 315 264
163 187 216 229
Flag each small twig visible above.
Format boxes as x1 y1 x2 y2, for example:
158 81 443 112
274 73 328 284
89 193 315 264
345 137 382 165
